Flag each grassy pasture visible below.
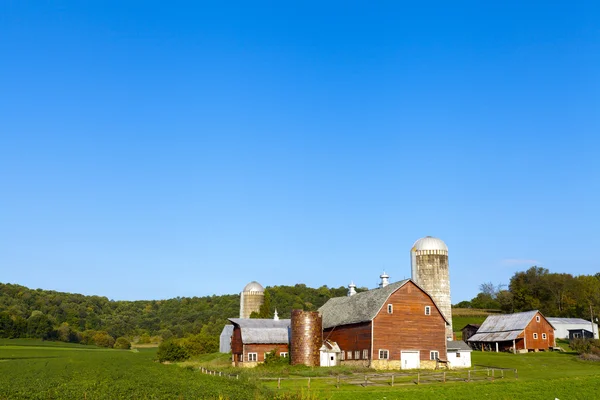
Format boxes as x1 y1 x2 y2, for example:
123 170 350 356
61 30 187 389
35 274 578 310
0 341 267 399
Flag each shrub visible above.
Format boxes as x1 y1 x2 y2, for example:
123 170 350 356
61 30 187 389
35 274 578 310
114 337 131 349
181 334 218 356
157 340 189 362
263 349 290 366
93 332 115 348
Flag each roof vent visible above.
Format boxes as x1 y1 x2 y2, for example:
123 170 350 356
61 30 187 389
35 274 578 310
379 272 390 288
347 281 357 296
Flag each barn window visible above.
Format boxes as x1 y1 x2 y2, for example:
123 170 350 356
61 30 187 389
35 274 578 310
347 351 353 360
536 316 540 322
425 306 431 316
430 351 439 360
248 353 257 362
379 349 389 360
533 333 538 339
355 350 360 360
280 352 288 358
340 351 345 360
387 304 393 314
363 349 369 360
542 333 546 340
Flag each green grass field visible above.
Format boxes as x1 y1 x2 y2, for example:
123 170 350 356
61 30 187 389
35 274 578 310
1 340 599 399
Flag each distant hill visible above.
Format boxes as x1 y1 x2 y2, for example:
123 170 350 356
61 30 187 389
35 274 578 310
0 282 350 343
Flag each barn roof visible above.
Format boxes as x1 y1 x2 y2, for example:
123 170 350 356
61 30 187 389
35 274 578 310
468 310 552 342
447 340 472 352
228 318 290 344
547 317 594 325
318 279 448 329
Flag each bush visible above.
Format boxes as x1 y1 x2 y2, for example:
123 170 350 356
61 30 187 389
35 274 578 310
93 332 115 348
570 338 600 355
181 334 218 356
263 349 290 366
157 340 189 362
114 337 131 349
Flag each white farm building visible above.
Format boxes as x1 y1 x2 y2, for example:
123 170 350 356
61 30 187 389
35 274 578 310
546 318 598 340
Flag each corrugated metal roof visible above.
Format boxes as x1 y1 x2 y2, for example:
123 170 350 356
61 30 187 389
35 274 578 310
318 280 410 329
547 317 593 325
219 325 234 353
228 318 290 344
447 341 472 352
467 310 540 343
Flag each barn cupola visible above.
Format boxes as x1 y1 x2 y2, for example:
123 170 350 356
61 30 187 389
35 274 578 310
379 272 390 288
347 281 357 296
273 309 279 321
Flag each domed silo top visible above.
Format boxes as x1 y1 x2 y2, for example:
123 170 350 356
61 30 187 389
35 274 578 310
243 281 265 293
411 236 448 254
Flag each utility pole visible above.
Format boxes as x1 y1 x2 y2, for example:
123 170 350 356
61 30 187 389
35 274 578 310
591 304 596 339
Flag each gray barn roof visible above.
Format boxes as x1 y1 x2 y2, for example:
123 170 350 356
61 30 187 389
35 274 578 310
468 310 552 342
318 279 448 329
228 318 290 344
547 317 593 325
447 340 472 352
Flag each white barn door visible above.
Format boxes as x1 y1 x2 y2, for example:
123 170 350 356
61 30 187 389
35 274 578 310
401 351 420 369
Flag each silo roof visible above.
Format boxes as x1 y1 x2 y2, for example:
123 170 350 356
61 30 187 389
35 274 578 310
412 236 448 251
243 281 265 293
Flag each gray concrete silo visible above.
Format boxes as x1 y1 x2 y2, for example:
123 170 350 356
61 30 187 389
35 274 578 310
410 236 453 339
240 281 265 319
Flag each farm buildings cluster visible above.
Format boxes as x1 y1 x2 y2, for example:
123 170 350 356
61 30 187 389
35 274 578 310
220 236 599 370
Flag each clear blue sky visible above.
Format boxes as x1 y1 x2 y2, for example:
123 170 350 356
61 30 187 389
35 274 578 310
1 1 598 303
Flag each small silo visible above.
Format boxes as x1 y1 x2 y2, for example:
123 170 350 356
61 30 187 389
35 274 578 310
290 310 322 366
410 236 453 339
239 281 265 319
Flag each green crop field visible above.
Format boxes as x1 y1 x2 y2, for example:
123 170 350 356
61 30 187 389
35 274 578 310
1 340 599 399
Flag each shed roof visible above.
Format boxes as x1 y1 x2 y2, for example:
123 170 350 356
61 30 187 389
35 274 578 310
318 279 448 329
228 318 290 344
547 317 594 325
468 310 551 343
447 341 472 352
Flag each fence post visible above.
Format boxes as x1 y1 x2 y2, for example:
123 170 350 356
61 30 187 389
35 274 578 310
468 370 471 382
337 375 340 389
308 377 311 389
443 372 446 383
501 370 504 379
364 375 367 385
391 375 394 387
278 378 281 389
514 369 518 380
417 373 420 385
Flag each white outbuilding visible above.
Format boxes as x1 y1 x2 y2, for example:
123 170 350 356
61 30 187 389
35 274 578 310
319 340 341 367
547 318 599 340
447 340 472 368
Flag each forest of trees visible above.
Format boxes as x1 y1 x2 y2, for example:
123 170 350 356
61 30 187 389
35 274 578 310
0 282 353 347
2 267 598 349
454 267 600 320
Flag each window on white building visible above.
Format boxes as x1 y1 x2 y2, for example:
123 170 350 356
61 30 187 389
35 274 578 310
248 353 257 362
379 349 389 360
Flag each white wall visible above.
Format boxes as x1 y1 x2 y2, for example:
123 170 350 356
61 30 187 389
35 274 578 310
553 323 599 339
447 351 471 368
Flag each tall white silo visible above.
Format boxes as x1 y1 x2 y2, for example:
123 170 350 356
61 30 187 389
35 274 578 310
410 236 453 339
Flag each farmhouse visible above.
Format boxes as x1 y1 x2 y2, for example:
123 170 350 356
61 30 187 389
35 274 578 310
228 318 290 367
547 317 599 340
468 310 555 353
318 278 449 370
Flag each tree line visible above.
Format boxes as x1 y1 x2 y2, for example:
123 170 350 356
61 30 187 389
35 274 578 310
0 282 352 347
454 267 600 320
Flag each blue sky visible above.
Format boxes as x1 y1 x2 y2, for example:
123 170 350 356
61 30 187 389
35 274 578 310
1 1 598 302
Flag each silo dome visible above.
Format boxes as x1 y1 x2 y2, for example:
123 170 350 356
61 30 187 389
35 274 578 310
412 236 448 252
243 281 265 293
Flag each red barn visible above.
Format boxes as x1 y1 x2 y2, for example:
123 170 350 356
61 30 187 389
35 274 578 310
318 279 449 369
467 310 555 353
228 318 290 367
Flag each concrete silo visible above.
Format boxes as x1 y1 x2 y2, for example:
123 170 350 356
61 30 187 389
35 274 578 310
410 236 453 339
240 281 265 319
